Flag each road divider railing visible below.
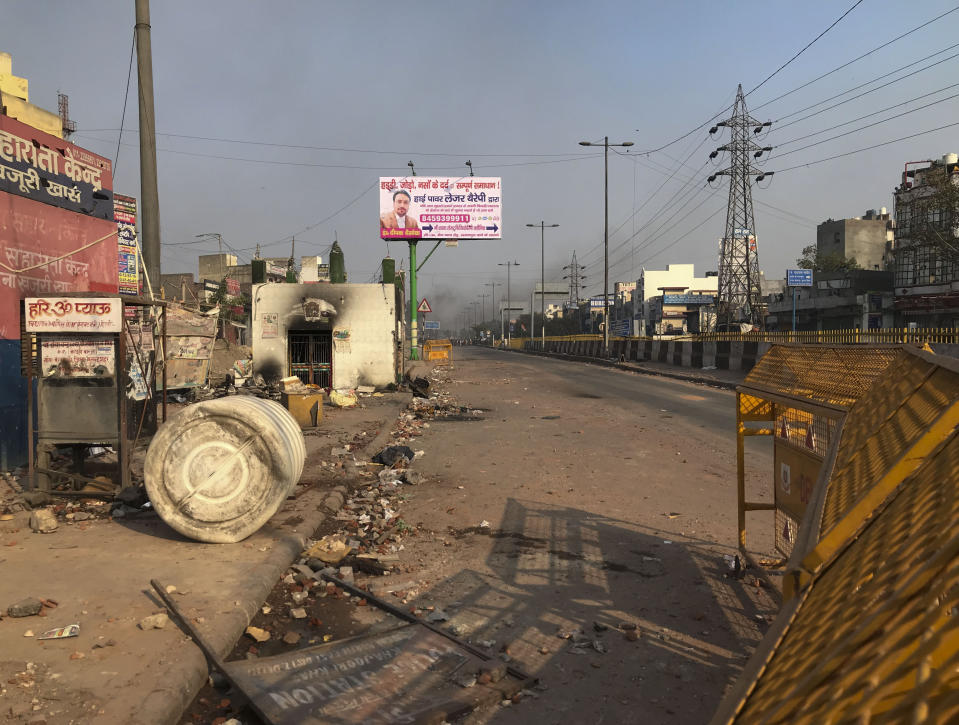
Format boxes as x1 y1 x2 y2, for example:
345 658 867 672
713 345 959 724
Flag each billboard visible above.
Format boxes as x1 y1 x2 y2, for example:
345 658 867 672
114 194 139 295
379 176 501 240
0 115 114 221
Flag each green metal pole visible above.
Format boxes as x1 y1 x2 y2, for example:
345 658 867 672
416 240 442 272
409 241 419 360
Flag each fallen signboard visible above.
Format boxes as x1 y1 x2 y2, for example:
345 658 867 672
223 624 490 724
152 578 530 725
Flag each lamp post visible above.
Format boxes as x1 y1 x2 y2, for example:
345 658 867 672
484 282 497 345
478 292 490 328
579 136 633 354
526 221 559 349
497 260 520 345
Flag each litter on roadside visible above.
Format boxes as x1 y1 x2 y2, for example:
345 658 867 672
38 623 80 640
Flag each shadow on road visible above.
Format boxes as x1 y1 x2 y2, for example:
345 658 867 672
426 497 777 724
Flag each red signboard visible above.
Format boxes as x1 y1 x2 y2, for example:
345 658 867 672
0 119 117 342
1 193 118 340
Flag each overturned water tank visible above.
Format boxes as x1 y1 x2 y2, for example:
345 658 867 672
144 397 306 543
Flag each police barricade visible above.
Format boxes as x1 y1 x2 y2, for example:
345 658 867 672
715 346 959 723
422 339 453 364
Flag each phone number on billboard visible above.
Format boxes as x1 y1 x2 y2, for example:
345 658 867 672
420 214 470 223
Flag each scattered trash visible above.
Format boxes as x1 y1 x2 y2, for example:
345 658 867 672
38 623 80 640
723 554 744 578
138 613 169 630
479 520 491 529
245 626 271 643
303 535 352 564
409 376 431 398
330 389 358 408
29 508 58 534
371 445 415 467
662 540 673 545
356 385 375 394
427 609 449 623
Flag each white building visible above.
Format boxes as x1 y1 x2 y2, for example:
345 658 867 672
632 264 718 334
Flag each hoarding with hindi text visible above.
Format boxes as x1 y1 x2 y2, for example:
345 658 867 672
379 176 501 240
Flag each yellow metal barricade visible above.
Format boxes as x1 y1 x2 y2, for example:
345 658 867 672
735 344 902 558
422 339 453 363
714 347 959 724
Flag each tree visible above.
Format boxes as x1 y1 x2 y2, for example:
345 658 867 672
796 244 861 273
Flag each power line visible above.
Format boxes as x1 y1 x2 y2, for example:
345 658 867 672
776 81 959 147
774 44 959 128
635 0 866 155
776 91 959 158
776 120 959 174
114 31 135 171
746 0 864 97
79 128 602 159
76 136 604 171
751 4 959 113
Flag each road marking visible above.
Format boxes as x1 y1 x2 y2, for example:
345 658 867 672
679 394 706 401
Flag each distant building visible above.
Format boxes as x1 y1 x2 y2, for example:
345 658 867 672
893 153 959 327
632 264 718 335
160 273 199 304
765 270 894 331
816 209 893 271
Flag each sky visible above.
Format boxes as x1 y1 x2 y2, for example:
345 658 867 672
5 0 959 327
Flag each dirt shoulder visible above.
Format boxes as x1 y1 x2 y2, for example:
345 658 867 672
0 392 408 724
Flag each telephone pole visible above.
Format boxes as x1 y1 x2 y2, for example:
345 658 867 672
708 84 773 328
135 0 161 293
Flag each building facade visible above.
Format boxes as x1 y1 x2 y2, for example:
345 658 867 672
893 153 959 327
765 270 895 331
816 209 893 271
1 53 118 467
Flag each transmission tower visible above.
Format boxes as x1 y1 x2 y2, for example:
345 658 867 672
563 251 587 305
708 84 774 328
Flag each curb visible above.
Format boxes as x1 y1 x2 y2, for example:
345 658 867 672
494 346 740 391
154 395 412 724
147 485 349 725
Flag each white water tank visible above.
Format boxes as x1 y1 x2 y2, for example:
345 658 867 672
944 153 958 165
145 397 306 543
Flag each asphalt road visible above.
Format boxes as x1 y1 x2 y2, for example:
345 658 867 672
394 347 780 724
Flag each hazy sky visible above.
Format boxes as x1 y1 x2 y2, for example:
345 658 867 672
6 1 959 324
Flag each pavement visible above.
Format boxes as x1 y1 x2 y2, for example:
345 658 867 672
359 347 779 724
499 345 748 390
0 391 411 724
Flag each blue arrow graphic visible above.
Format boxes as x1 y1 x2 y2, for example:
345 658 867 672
422 224 434 232
485 224 499 232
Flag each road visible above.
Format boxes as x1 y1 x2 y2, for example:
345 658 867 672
389 347 778 724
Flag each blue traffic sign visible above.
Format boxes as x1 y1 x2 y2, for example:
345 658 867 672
423 321 440 330
787 269 813 287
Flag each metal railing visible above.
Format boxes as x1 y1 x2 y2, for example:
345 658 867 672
507 328 959 347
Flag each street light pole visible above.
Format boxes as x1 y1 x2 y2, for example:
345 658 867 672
579 136 633 355
526 221 559 349
478 292 490 329
497 261 520 345
484 281 497 345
